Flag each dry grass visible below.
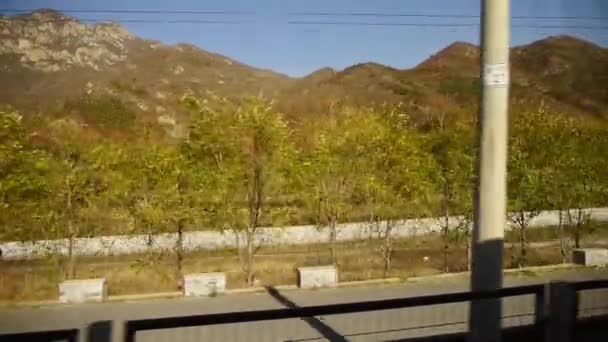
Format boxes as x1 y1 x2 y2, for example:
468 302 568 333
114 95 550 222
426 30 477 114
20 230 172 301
1 224 607 302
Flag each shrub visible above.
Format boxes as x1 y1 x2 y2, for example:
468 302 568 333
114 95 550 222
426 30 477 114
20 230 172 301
69 96 136 130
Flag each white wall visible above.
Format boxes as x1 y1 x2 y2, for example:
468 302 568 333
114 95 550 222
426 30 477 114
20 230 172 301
1 208 606 260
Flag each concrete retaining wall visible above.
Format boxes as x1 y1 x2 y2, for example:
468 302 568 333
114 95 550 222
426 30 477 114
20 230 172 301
1 208 606 260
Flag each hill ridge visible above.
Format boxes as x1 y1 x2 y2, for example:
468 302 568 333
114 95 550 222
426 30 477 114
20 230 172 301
0 10 606 134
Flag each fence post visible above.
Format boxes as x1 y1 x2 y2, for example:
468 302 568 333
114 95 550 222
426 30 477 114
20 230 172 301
87 321 113 342
534 284 548 337
124 323 136 342
544 282 577 342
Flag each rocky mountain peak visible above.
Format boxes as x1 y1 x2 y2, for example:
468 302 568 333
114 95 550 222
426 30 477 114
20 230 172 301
416 41 480 70
0 9 134 72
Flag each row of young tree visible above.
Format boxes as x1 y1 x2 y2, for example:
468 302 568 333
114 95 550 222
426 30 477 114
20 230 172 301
1 97 607 285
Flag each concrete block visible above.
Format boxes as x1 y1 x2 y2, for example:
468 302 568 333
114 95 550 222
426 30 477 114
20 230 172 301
572 248 608 266
59 278 107 303
183 273 226 297
297 265 338 289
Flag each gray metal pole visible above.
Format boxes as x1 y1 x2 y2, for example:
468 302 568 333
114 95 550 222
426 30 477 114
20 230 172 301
469 0 510 341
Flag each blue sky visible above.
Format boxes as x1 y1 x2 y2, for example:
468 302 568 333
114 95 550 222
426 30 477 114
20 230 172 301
2 0 607 76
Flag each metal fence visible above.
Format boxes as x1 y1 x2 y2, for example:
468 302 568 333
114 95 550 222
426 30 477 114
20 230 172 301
0 328 79 342
2 280 607 342
123 280 608 342
125 284 545 342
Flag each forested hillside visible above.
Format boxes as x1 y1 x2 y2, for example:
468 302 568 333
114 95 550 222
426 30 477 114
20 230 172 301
1 10 607 286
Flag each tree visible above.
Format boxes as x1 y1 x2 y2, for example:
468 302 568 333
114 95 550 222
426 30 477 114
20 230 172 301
294 107 368 263
0 110 52 243
561 124 606 249
539 113 586 261
508 111 552 268
539 113 573 262
431 122 475 272
540 114 607 258
183 95 292 286
142 147 198 286
361 107 439 277
45 119 102 279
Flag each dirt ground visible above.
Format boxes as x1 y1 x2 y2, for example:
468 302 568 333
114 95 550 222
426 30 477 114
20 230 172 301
1 224 607 302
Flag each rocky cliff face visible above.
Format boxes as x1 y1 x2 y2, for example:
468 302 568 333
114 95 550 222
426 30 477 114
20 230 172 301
0 9 134 72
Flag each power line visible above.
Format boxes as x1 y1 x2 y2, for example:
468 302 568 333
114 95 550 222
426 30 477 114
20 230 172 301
290 12 477 18
1 8 607 21
289 12 608 20
524 24 608 30
3 15 608 31
90 19 243 24
288 21 608 30
288 21 479 27
3 18 247 24
0 8 252 15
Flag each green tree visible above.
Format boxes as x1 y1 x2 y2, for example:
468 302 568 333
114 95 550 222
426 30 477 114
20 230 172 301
361 108 439 276
183 95 293 286
431 122 475 272
45 119 103 279
539 114 607 257
508 110 554 267
0 110 52 242
145 147 198 285
87 134 198 288
295 108 366 263
561 124 607 248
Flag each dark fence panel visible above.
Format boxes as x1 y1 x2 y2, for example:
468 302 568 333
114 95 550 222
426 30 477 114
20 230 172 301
0 328 79 342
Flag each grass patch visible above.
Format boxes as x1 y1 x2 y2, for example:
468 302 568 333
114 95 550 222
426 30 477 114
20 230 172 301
505 221 608 244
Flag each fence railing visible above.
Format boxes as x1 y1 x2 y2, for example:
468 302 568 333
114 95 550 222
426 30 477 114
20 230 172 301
125 283 545 341
0 328 79 342
2 279 607 342
123 279 608 342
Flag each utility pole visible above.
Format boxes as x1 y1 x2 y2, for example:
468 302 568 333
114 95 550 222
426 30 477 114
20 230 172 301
469 0 510 342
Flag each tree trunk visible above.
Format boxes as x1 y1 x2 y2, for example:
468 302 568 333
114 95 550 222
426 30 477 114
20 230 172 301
519 225 527 268
175 221 184 289
146 221 153 247
517 212 527 268
442 175 450 273
466 230 471 272
66 222 76 279
245 135 264 287
329 214 337 264
383 220 394 278
65 176 76 279
574 208 582 249
442 217 449 273
558 208 567 263
245 227 255 286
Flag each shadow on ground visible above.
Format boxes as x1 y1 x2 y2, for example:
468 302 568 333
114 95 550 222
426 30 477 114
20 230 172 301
265 286 348 342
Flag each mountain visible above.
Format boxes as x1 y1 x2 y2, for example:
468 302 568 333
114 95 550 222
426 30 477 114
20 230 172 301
511 35 608 117
0 9 291 137
1 10 607 136
275 37 608 125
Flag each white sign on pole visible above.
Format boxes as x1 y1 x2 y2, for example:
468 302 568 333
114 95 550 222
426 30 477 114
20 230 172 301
483 63 510 87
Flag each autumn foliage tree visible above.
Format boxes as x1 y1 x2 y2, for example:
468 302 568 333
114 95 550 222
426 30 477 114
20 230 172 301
1 99 607 287
0 110 52 242
431 122 475 272
183 95 293 286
